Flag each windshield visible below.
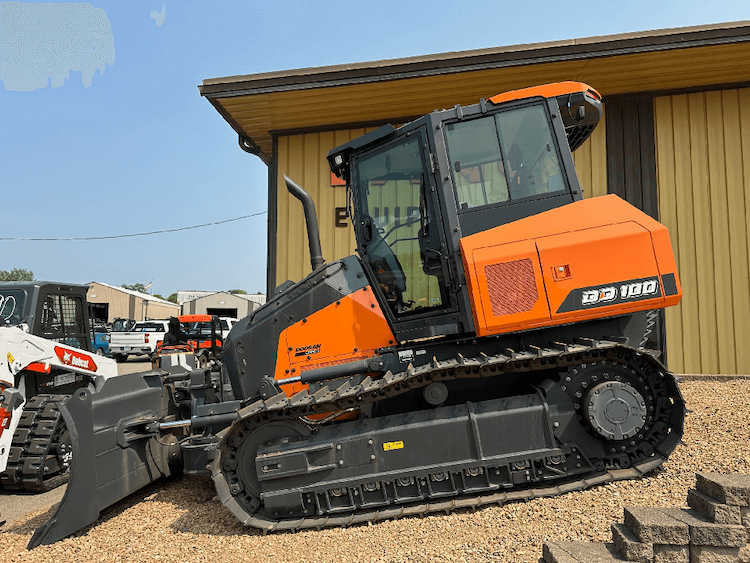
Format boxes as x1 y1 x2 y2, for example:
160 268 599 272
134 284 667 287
0 289 25 325
445 104 564 209
185 322 214 337
113 318 135 332
134 322 166 332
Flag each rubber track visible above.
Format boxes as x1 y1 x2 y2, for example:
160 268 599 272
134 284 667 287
212 340 685 531
0 394 70 492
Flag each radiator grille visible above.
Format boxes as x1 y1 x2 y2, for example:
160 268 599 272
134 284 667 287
484 259 538 317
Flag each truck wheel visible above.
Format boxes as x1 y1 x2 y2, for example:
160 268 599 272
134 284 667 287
95 348 104 356
113 354 128 363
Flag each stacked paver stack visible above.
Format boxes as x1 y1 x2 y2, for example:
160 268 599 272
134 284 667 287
542 473 750 562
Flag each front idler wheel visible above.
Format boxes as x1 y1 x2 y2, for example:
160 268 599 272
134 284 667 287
224 419 310 517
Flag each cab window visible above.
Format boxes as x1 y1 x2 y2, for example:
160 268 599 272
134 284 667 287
445 104 565 210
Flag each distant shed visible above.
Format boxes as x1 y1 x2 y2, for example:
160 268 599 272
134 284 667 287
87 282 180 322
181 292 260 319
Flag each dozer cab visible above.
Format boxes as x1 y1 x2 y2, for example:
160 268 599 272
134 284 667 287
29 82 685 548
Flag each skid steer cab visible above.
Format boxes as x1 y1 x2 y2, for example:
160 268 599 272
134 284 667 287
29 82 685 549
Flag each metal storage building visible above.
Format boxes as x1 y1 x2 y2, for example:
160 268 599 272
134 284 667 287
181 291 260 318
199 21 750 375
87 282 180 323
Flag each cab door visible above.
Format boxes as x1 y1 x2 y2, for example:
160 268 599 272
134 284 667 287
351 129 460 340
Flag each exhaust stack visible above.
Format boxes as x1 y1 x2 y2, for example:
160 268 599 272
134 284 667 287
284 175 325 271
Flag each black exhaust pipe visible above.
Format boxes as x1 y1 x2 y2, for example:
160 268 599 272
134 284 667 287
284 175 325 271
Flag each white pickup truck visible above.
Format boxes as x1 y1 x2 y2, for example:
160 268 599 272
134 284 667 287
109 319 169 362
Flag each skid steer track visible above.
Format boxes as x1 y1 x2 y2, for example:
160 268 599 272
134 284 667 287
213 339 685 531
1 395 72 492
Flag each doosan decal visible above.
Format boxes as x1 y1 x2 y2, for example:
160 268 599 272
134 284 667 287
294 344 322 357
556 277 662 314
54 346 98 372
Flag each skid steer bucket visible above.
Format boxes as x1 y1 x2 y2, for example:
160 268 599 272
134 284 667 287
28 371 179 549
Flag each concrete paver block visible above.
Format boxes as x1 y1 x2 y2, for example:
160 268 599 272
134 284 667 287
689 544 741 563
687 489 742 525
653 543 689 562
612 522 653 562
543 541 626 562
696 474 750 507
544 542 581 563
661 507 748 547
625 507 690 545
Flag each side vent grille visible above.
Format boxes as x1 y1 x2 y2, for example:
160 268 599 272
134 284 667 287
484 259 538 317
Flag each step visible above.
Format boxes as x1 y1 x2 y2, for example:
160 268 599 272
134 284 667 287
687 489 742 525
696 473 750 507
659 507 747 548
611 522 652 562
543 541 626 563
623 507 690 545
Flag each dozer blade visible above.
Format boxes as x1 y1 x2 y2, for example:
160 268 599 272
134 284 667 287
29 371 179 549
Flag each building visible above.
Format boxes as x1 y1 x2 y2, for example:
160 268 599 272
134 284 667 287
199 21 750 375
87 282 180 323
180 291 260 318
240 293 267 307
176 290 214 306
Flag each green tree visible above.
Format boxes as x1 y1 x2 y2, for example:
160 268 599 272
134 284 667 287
122 283 147 293
228 289 247 295
153 294 165 300
0 268 34 282
167 293 178 303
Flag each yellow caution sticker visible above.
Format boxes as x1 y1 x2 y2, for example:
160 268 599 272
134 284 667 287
382 440 404 452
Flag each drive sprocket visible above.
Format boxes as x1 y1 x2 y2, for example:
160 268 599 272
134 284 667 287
560 359 672 469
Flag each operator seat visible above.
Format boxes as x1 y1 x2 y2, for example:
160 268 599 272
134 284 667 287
364 219 408 313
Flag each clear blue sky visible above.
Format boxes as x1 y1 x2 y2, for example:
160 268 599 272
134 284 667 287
1 0 748 298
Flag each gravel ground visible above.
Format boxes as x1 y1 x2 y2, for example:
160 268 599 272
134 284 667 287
1 379 748 563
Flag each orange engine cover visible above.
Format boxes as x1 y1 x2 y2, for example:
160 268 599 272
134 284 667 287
460 195 682 337
274 286 396 396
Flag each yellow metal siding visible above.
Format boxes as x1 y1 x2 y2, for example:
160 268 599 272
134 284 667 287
275 130 372 285
573 105 608 199
655 88 750 374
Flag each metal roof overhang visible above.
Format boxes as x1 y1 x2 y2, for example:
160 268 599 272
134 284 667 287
199 21 750 163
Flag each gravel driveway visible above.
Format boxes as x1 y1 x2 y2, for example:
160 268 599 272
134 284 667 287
1 378 748 563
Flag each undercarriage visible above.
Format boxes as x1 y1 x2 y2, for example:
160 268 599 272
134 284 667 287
214 340 684 531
